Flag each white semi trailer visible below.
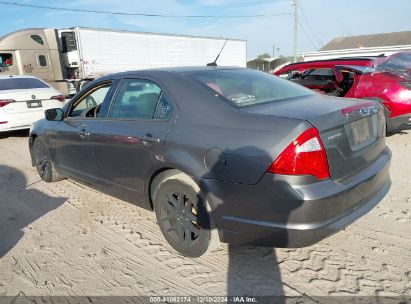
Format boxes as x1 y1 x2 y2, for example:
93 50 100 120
0 27 247 95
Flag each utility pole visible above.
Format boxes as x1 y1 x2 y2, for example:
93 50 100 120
291 0 299 63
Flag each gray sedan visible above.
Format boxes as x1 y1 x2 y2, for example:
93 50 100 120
29 67 391 257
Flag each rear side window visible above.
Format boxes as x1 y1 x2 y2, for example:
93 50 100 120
154 95 173 120
191 69 313 107
0 78 49 90
108 79 162 120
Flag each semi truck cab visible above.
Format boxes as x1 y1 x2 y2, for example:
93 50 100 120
0 28 69 95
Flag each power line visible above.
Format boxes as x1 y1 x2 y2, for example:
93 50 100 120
0 1 292 18
299 2 322 47
298 19 319 49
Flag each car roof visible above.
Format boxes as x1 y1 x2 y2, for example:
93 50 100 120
274 57 380 75
284 58 375 68
293 56 380 65
101 66 245 79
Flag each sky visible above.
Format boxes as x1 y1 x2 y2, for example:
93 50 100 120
0 0 410 59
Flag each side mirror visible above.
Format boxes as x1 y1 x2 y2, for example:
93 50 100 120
45 108 64 121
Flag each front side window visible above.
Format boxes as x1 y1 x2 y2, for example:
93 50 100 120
303 68 334 77
191 69 313 108
0 53 13 67
277 69 298 79
108 79 162 120
69 83 111 117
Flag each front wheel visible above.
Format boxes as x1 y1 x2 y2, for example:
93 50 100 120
32 139 63 183
153 172 219 257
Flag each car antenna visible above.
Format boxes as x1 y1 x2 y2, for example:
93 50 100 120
207 38 228 66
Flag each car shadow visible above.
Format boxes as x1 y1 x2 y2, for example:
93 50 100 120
198 146 304 300
386 130 409 137
225 245 284 297
0 129 30 139
0 165 66 258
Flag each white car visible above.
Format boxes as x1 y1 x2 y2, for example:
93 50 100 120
0 75 65 133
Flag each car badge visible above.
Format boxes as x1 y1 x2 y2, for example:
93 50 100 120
360 107 371 117
32 95 36 99
359 105 378 118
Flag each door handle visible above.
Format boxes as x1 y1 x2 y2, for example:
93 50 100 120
142 133 160 147
79 125 90 139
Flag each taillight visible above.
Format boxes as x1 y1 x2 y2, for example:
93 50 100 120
50 95 65 102
267 127 330 180
0 99 15 107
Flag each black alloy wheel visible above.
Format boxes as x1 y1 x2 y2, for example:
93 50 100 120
160 192 201 246
32 139 62 182
154 177 213 257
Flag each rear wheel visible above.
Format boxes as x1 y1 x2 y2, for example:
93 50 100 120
153 172 219 257
32 139 63 183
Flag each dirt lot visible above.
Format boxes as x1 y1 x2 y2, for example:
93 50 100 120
0 130 410 300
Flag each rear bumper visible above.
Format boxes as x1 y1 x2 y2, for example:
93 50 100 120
0 111 45 132
387 113 411 132
200 148 391 247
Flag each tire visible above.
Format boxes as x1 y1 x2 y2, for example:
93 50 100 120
153 171 220 257
32 139 63 183
78 80 90 92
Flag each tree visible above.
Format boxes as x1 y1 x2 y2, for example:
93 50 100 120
257 53 271 59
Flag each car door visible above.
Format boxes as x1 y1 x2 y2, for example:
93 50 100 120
88 78 175 205
50 80 117 183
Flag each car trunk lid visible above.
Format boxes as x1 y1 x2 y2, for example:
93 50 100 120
240 94 386 181
0 88 60 114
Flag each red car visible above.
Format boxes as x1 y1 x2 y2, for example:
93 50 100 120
275 52 411 132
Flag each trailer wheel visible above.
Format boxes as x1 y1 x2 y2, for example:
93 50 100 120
77 80 91 92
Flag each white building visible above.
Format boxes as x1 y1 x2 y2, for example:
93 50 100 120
302 30 411 61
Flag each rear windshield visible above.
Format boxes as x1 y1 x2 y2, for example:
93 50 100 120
190 69 313 107
0 78 50 90
376 52 411 80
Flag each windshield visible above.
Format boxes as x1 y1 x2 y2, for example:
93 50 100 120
0 78 50 90
375 52 411 80
190 69 313 107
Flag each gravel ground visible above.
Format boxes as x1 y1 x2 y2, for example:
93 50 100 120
0 130 410 301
